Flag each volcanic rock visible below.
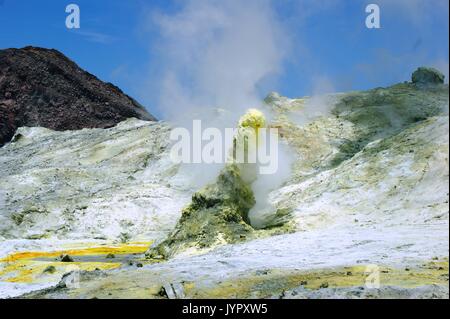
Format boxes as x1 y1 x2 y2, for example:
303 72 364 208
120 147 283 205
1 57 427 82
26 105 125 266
0 46 156 146
412 67 445 85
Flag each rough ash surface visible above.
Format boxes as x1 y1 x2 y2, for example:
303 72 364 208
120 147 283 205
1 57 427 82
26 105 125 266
0 46 156 146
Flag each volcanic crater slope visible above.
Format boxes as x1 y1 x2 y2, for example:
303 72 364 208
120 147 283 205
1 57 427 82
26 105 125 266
0 46 156 146
0 66 448 299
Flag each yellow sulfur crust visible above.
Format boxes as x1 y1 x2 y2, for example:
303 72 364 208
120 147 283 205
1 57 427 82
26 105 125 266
0 242 152 284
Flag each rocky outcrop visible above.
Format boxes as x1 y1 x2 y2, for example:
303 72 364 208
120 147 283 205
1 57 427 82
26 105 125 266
0 119 189 241
146 109 268 259
0 46 156 146
412 67 445 85
146 164 255 259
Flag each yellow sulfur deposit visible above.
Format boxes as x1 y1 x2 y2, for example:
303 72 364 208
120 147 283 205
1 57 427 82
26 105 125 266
238 108 266 129
0 260 121 284
0 242 151 284
189 260 449 298
0 242 151 263
232 109 267 184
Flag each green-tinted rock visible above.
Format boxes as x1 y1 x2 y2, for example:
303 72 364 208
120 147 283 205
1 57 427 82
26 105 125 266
329 82 447 167
43 265 56 274
146 164 255 259
412 67 445 85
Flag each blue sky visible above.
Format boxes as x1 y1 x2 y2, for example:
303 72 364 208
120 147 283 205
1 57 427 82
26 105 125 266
0 0 448 118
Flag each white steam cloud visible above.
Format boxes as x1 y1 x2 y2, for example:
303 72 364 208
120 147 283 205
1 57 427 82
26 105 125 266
148 0 288 126
137 0 448 228
142 0 295 227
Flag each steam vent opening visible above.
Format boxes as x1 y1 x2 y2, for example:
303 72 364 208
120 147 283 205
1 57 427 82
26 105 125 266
146 109 285 260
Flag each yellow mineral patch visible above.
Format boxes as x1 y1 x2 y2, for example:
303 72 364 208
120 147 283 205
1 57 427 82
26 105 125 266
189 261 449 298
0 242 151 262
0 260 121 283
0 242 152 284
238 108 266 130
17 259 448 299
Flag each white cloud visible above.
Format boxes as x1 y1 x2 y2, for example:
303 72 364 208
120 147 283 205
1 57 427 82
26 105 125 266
72 30 117 44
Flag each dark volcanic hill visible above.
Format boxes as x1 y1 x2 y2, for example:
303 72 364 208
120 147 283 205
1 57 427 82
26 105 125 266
0 46 156 146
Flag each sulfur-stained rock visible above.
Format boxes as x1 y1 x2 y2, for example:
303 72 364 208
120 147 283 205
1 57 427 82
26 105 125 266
43 266 57 274
146 164 255 259
60 254 74 262
146 109 272 259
